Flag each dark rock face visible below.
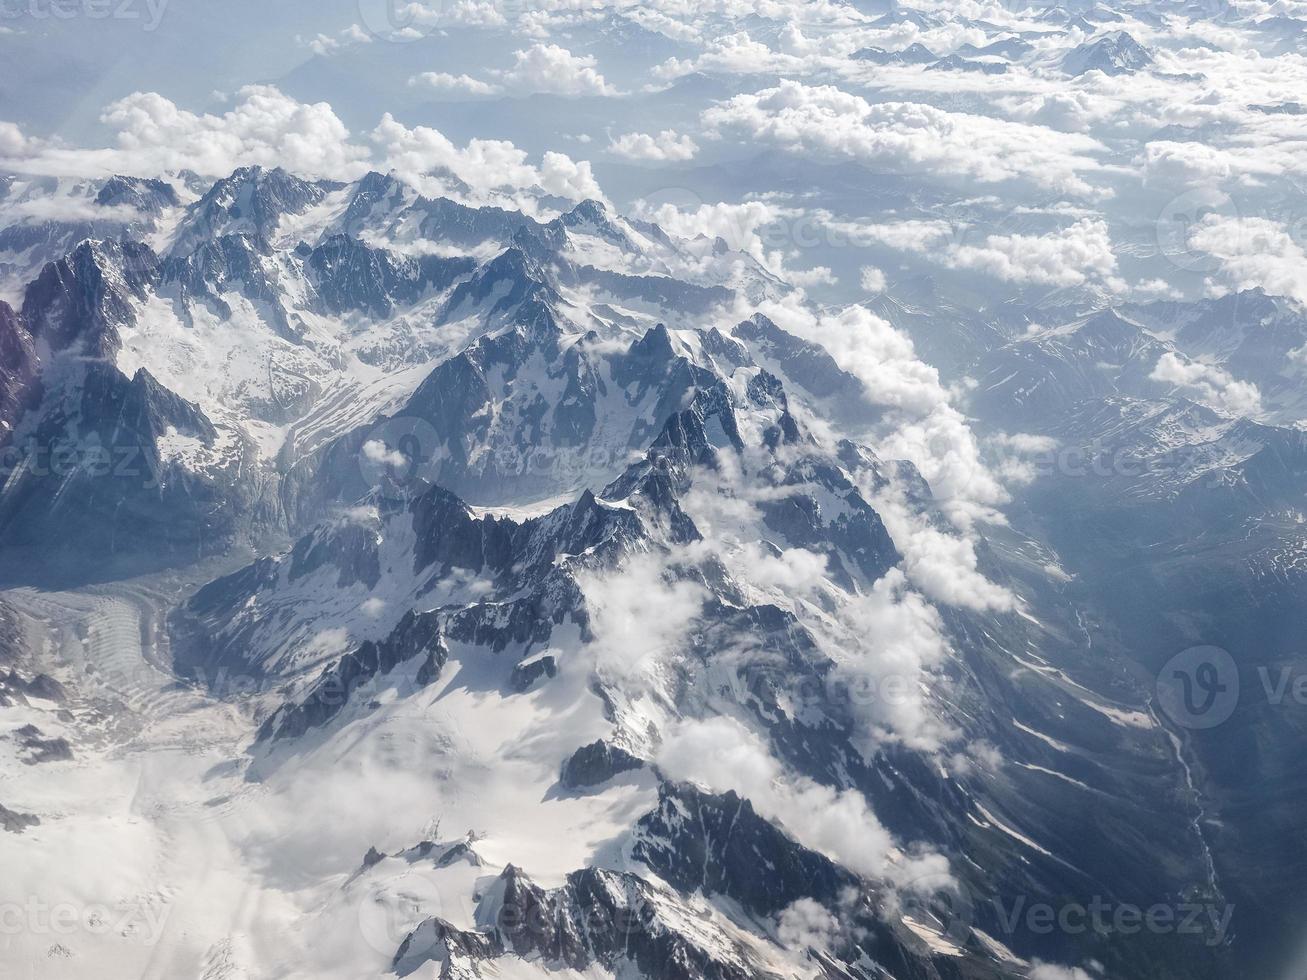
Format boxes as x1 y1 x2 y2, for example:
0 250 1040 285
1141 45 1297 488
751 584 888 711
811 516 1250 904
633 784 851 917
22 239 158 357
0 301 38 445
510 654 557 692
257 610 447 741
0 670 67 707
288 520 382 591
0 360 243 562
171 165 325 256
161 233 289 330
0 803 39 834
306 235 475 319
394 865 767 980
733 314 874 423
335 171 539 248
13 724 74 764
559 739 643 788
95 175 180 215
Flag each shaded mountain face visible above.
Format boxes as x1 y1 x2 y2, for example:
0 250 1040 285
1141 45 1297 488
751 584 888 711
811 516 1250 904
0 164 1297 980
941 291 1307 978
1062 31 1154 75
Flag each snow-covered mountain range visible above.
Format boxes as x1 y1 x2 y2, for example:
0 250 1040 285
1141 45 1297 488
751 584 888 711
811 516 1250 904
0 159 1295 980
2 1 1307 978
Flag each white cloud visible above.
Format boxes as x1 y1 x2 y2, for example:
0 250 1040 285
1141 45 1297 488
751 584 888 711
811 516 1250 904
576 552 706 685
823 569 958 749
607 130 698 162
362 439 408 469
301 24 372 56
657 716 948 883
653 31 807 81
777 898 840 952
0 87 371 180
757 302 1013 532
0 121 30 157
702 81 1108 197
0 196 142 224
371 113 605 206
1005 91 1112 133
632 199 791 262
786 265 836 286
829 216 1119 289
943 218 1119 288
408 72 502 97
496 43 618 97
1029 965 1096 980
676 456 962 749
826 217 955 252
1142 140 1235 188
1189 214 1307 306
859 266 886 293
1150 352 1263 417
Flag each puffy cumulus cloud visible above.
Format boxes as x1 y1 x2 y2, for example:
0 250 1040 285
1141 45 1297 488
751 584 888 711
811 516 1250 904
677 456 955 750
657 716 948 883
363 0 504 32
435 0 509 28
0 121 31 157
943 218 1120 288
106 87 369 178
625 8 700 42
731 299 1015 609
872 506 1014 612
0 87 373 180
859 266 887 293
1150 352 1263 418
371 113 605 207
1002 91 1113 134
1029 965 1096 980
784 304 950 417
823 569 958 749
776 898 841 952
631 198 793 262
787 264 837 286
653 31 808 81
575 552 706 686
408 71 502 97
607 129 698 162
300 24 373 56
771 303 1013 528
1189 214 1307 306
495 43 619 97
1142 140 1235 188
825 217 955 252
827 215 1120 290
702 81 1108 197
987 432 1060 487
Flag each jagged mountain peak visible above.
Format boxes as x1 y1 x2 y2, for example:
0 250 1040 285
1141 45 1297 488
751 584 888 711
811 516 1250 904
1063 30 1154 75
21 238 158 357
93 174 180 215
170 164 327 257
